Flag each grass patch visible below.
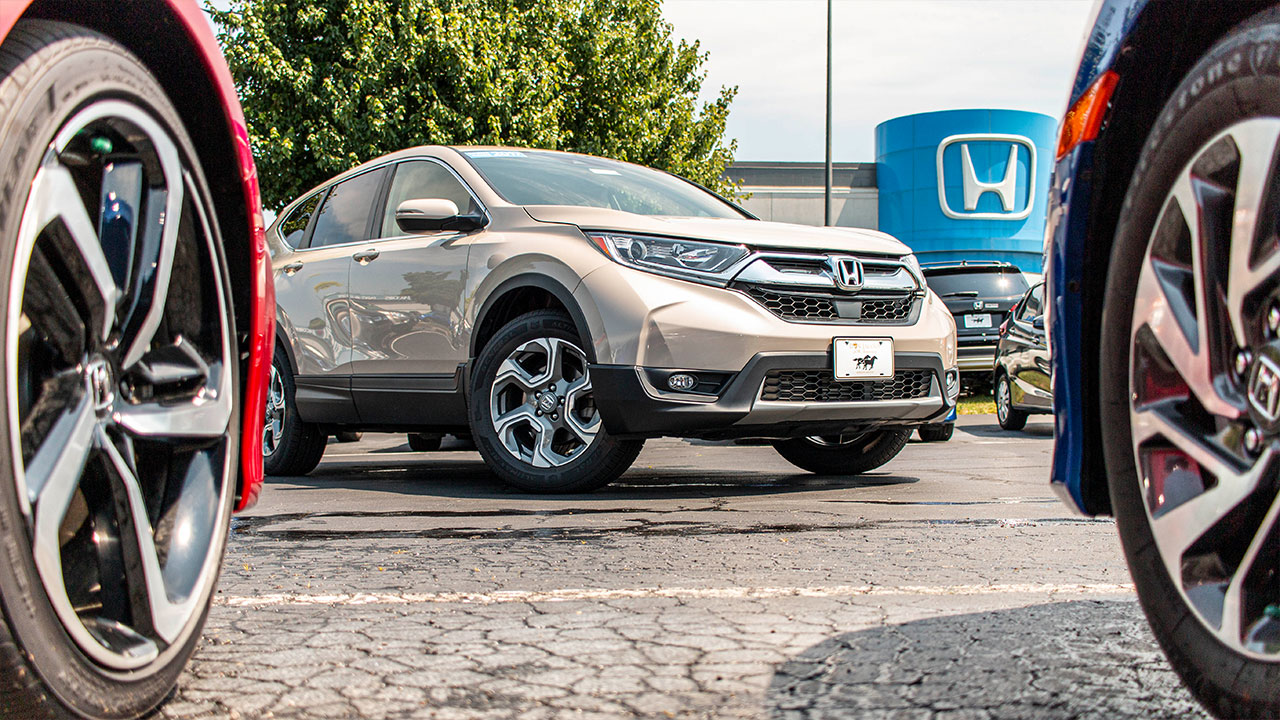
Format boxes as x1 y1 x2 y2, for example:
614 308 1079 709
958 394 995 415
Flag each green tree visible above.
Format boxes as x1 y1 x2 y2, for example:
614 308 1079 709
208 0 738 210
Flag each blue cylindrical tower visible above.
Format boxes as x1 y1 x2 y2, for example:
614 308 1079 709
875 109 1056 273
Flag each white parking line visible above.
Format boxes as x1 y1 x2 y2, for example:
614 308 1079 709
217 582 1135 608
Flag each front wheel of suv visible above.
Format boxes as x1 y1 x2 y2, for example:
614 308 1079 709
470 310 643 493
772 428 911 475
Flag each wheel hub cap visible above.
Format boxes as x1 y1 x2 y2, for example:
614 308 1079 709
1246 345 1280 431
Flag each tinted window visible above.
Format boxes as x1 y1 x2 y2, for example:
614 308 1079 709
464 150 746 219
1019 284 1043 320
380 160 480 237
309 168 387 248
925 270 1029 299
279 191 322 247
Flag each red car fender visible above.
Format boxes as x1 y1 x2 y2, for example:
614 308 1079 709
0 1 274 511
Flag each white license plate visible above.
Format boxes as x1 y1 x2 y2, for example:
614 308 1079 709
964 313 992 329
833 339 894 380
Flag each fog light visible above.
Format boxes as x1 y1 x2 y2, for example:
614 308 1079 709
667 373 697 391
945 369 960 402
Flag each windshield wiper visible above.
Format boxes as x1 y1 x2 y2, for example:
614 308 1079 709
942 290 980 297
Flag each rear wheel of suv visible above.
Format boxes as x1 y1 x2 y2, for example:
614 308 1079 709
470 310 643 493
263 347 326 476
0 21 239 718
995 373 1027 431
407 433 441 452
772 428 910 475
1100 10 1280 717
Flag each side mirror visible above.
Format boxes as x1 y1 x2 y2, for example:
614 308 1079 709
1032 316 1044 330
395 198 484 233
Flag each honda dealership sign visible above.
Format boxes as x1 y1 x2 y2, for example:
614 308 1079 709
876 110 1055 272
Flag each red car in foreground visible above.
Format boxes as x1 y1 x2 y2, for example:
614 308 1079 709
0 2 272 717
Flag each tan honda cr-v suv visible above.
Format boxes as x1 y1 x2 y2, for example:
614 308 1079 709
266 147 958 492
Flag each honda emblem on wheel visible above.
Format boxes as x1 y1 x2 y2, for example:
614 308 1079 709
1247 352 1280 427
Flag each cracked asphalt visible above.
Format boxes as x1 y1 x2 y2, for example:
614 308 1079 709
161 415 1208 719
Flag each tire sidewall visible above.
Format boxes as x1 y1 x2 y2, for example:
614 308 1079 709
0 22 238 716
470 311 624 492
1100 10 1280 711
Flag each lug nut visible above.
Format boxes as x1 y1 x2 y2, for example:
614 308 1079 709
1269 305 1280 337
1245 426 1263 454
1236 350 1253 377
551 413 559 421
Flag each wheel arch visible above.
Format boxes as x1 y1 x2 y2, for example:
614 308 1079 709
471 275 595 361
1073 0 1276 514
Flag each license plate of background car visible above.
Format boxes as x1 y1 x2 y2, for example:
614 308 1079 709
964 313 992 329
833 338 894 380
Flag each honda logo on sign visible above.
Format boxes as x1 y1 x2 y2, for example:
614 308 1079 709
936 134 1036 221
829 256 863 292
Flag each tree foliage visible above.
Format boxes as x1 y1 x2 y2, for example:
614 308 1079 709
208 0 739 210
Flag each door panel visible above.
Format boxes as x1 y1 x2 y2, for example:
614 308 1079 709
275 244 354 376
348 159 480 423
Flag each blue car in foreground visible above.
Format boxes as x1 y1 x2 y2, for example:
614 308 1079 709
1049 1 1280 716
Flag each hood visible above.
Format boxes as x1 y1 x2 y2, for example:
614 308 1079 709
522 206 911 257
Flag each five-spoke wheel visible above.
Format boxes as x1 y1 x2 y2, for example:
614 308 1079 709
470 310 642 493
0 20 238 719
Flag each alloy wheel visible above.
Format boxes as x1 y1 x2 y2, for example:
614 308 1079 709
996 376 1011 424
8 100 234 671
1128 118 1280 661
263 363 284 457
488 337 599 467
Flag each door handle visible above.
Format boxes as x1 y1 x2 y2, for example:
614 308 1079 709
281 262 303 275
353 248 380 264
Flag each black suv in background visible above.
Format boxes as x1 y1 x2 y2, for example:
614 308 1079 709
921 262 1029 386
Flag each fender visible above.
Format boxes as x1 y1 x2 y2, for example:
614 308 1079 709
471 273 596 361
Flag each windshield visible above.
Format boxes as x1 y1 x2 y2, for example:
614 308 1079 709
462 150 748 219
925 270 1029 298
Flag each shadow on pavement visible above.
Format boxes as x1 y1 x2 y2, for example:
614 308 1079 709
959 421 1054 439
767 600 1207 719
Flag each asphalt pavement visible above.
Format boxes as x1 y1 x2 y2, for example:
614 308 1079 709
161 415 1208 719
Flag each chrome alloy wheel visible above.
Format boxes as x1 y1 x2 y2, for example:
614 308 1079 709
488 337 599 467
263 363 284 457
8 101 235 671
996 376 1011 424
1128 118 1280 661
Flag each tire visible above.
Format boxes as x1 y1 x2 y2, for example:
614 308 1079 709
470 310 643 493
772 428 910 475
995 373 1027 431
917 423 954 442
334 431 362 443
263 346 326 476
0 21 240 718
407 433 441 452
1099 10 1280 717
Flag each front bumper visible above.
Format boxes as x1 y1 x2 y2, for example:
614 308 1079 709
592 351 955 440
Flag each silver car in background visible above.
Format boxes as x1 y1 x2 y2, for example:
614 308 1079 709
266 147 958 492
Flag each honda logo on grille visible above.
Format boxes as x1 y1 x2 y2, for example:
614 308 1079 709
829 256 863 292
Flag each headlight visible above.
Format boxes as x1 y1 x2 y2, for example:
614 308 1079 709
587 232 748 280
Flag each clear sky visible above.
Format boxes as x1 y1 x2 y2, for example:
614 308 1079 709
662 0 1095 162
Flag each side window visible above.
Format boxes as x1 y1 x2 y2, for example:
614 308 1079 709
309 168 388 248
1020 285 1043 321
279 191 323 248
380 160 480 237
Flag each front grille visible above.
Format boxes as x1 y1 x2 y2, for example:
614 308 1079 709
760 369 933 402
860 298 914 322
744 287 838 320
740 286 915 324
